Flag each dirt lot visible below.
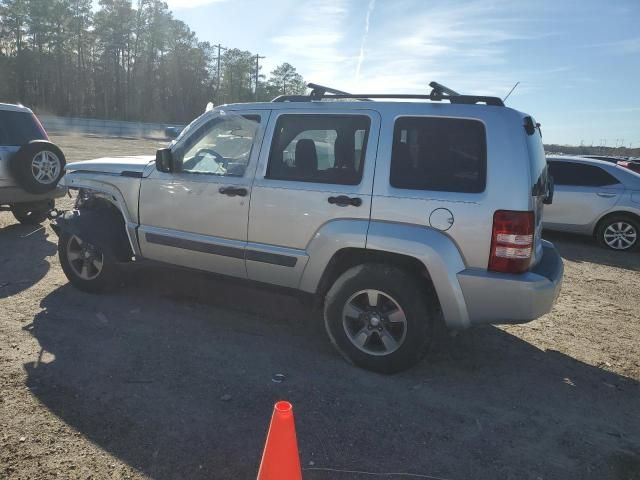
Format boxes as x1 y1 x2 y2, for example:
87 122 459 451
1 135 639 479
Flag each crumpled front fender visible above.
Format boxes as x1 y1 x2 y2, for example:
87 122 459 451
51 209 133 262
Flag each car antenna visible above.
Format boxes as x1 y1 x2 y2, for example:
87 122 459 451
503 81 520 102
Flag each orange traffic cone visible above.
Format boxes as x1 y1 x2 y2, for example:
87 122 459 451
257 401 302 480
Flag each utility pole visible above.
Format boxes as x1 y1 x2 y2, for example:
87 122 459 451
215 43 227 105
254 53 265 101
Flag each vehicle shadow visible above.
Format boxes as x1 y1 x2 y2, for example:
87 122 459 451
22 268 640 480
544 231 640 272
0 222 56 299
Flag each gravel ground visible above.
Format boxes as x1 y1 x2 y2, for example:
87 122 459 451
0 135 639 480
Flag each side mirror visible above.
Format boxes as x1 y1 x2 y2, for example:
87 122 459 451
543 175 554 205
156 148 175 173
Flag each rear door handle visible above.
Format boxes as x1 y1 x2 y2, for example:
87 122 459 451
328 195 362 207
219 186 248 197
596 192 617 198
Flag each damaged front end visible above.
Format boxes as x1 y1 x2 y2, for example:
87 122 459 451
50 190 134 263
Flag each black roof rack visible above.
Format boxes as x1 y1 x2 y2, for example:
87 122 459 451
271 81 504 107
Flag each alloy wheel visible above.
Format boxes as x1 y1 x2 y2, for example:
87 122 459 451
31 150 62 185
66 235 104 280
342 289 408 356
603 221 637 250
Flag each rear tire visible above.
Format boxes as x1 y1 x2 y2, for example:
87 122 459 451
596 215 639 252
11 200 53 225
324 263 434 374
58 231 119 293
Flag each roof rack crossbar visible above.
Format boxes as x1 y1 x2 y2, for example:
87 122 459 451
306 82 369 101
428 81 460 97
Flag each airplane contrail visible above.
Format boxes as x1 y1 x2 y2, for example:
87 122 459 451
356 0 376 81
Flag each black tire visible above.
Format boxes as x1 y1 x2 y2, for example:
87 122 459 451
58 231 119 293
11 200 53 225
9 141 66 194
324 263 434 374
596 214 640 252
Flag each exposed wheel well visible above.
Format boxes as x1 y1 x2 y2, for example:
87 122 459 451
594 211 640 237
75 195 133 261
315 248 441 312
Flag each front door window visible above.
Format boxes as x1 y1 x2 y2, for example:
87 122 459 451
176 113 260 177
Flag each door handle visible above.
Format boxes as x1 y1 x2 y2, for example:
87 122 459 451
328 195 362 207
596 192 617 198
219 186 248 197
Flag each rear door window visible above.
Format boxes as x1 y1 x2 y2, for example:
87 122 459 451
266 114 371 185
390 117 486 193
0 111 47 145
547 161 620 187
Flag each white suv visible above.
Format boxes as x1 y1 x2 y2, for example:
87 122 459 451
52 83 563 373
0 103 66 224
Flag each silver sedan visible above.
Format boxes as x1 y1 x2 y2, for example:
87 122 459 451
544 156 640 251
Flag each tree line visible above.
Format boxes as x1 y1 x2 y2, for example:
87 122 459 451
0 0 307 123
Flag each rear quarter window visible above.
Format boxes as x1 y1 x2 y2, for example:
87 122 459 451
390 117 486 193
0 111 47 145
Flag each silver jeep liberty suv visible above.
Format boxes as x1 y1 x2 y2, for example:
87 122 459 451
52 82 563 373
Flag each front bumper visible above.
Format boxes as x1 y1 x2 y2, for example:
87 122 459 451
0 185 67 206
457 240 564 326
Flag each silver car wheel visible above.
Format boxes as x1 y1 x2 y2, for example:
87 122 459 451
31 150 61 185
66 235 104 280
342 289 407 356
603 221 637 250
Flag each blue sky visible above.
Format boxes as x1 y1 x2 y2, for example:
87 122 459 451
167 0 640 146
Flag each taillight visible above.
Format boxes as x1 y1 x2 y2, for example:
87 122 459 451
31 113 49 141
489 210 534 274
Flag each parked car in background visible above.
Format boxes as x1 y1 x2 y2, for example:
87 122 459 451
582 155 640 174
545 155 640 251
0 103 66 224
51 83 563 373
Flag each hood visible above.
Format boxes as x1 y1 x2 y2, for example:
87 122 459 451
66 156 155 176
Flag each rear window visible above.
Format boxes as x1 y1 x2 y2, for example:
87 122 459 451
390 117 486 193
525 120 548 196
0 110 47 145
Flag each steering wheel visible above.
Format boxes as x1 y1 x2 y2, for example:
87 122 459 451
194 148 224 163
183 148 227 171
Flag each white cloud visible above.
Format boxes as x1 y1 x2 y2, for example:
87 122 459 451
166 0 227 9
589 37 640 55
270 0 353 85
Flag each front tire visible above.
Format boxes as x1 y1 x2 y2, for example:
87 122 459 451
596 215 639 252
324 263 434 374
11 200 53 225
58 231 119 293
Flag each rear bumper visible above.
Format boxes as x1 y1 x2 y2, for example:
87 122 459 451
457 240 564 326
0 185 67 206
